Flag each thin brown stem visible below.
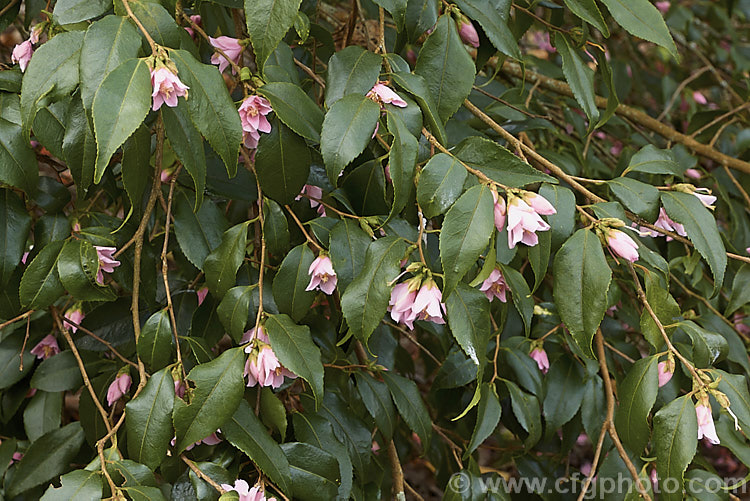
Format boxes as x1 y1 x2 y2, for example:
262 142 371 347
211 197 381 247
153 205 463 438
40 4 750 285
121 0 158 53
284 205 322 250
0 0 20 18
722 165 750 210
182 455 225 493
293 58 326 88
0 310 33 331
62 319 139 369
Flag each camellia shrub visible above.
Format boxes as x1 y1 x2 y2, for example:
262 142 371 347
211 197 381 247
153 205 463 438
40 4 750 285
1 0 750 499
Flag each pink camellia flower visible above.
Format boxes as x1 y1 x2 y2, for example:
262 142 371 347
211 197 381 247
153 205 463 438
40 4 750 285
696 402 720 444
30 335 60 360
693 188 717 209
639 207 686 240
306 254 337 295
296 184 326 216
106 372 132 407
367 82 407 108
733 313 750 337
196 286 209 306
238 95 273 149
457 18 480 48
94 246 121 285
531 31 555 54
174 379 186 399
12 452 23 463
184 14 201 38
655 1 670 14
522 192 557 216
11 40 33 72
506 196 552 248
657 361 674 387
150 67 189 111
411 278 446 325
388 279 419 329
201 432 222 445
244 345 295 388
63 306 85 333
209 36 243 74
220 480 276 501
479 268 509 303
606 229 639 262
530 346 550 374
692 91 707 105
610 141 624 156
242 325 270 345
492 191 506 232
684 168 702 180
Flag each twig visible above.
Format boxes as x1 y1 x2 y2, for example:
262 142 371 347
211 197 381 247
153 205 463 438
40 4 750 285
387 440 406 500
722 165 750 210
181 455 225 493
284 205 322 250
293 58 326 88
656 67 710 121
121 0 158 53
19 315 30 370
0 310 33 331
62 319 139 369
0 0 20 18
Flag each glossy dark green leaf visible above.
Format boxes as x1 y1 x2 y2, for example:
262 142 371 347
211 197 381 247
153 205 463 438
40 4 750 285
121 125 152 219
383 372 432 449
638 270 679 349
465 383 501 457
163 102 207 208
324 46 382 107
405 0 439 41
217 285 254 343
553 229 611 358
24 390 62 442
623 145 681 176
614 355 658 454
711 369 750 434
173 191 228 270
500 265 533 335
245 0 303 68
339 159 388 216
126 368 175 469
203 222 249 299
454 0 521 58
355 373 396 441
726 264 750 315
62 94 96 197
272 245 316 322
505 379 541 448
653 395 698 501
39 469 102 501
445 282 490 367
263 198 291 256
328 219 371 294
0 332 33 389
255 119 311 205
372 0 407 29
416 153 467 218
126 0 181 47
607 177 660 222
281 442 341 500
561 0 609 36
20 240 65 308
599 0 678 59
30 351 82 392
259 82 324 142
679 321 727 368
0 116 38 195
389 71 447 145
555 33 599 127
137 310 174 371
542 357 586 432
385 111 417 223
0 189 31 286
57 239 117 302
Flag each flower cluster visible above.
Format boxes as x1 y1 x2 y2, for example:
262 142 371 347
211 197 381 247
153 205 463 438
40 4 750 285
492 190 556 248
242 326 296 389
388 266 446 330
238 95 273 149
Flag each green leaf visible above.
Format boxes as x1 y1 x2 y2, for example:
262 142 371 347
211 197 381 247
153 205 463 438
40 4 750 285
414 14 475 122
57 239 117 302
92 58 151 183
324 46 382 107
555 33 599 128
259 387 288 438
416 153 467 218
125 368 175 470
639 270 679 349
372 0 407 30
121 125 152 220
385 111 418 223
163 102 207 208
711 369 750 434
453 136 557 187
389 71 447 145
30 351 82 392
328 219 371 294
126 0 182 47
599 0 678 59
0 116 38 195
527 230 551 293
505 379 541 448
6 422 85 498
539 183 576 247
440 184 494 299
137 310 173 371
272 245 316 322
339 159 388 215
553 229 612 358
263 199 291 255
542 357 586 432
223 399 292 492
62 95 96 197
501 264 534 335
561 0 609 36
445 283 490 366
216 286 254 343
614 355 659 454
0 189 31 286
453 0 521 58
726 264 750 315
80 15 142 111
341 237 409 343
245 0 303 68
173 192 228 270
20 240 66 308
661 191 726 296
264 314 325 406
173 347 246 452
405 0 439 41
281 443 340 500
53 0 111 23
623 144 681 176
465 383 501 457
40 469 101 501
259 82 324 142
255 119 311 205
169 49 243 177
383 372 432 449
679 321 727 368
203 222 249 299
122 486 167 501
355 373 396 441
24 390 62 442
653 395 698 501
607 177 660 222
0 332 33 389
320 94 380 183
20 31 84 141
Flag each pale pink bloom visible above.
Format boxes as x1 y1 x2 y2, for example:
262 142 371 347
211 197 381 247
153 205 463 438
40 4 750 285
306 255 337 295
479 268 508 303
245 346 294 388
411 279 446 325
371 441 381 453
184 14 201 38
522 192 556 215
241 325 270 344
657 361 673 387
530 347 550 374
30 335 60 360
580 462 592 477
21 251 29 264
94 246 121 285
201 432 222 445
733 313 750 336
655 1 670 14
11 40 33 72
367 82 407 108
639 208 686 241
531 31 555 53
458 20 480 48
684 168 702 180
492 191 506 232
693 188 716 209
106 372 132 407
692 91 707 105
29 26 41 45
12 452 23 463
63 307 85 333
238 95 273 149
220 480 275 501
610 141 623 156
174 379 186 398
506 197 551 248
405 48 417 66
388 279 419 329
196 286 209 306
650 468 659 490
696 403 720 444
296 184 326 216
209 36 243 74
150 67 189 111
606 229 639 262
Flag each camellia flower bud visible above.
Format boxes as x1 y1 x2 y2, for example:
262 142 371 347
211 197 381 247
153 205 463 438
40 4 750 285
106 371 132 407
94 246 121 285
150 67 189 111
63 306 85 333
11 40 33 72
657 359 674 387
306 254 337 295
491 190 506 232
457 15 479 48
479 268 509 303
209 36 243 74
30 334 60 360
605 228 639 263
529 345 550 374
